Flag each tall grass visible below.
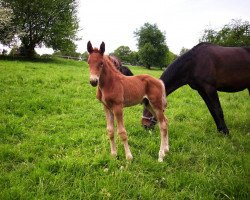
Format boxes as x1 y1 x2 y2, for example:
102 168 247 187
0 58 249 199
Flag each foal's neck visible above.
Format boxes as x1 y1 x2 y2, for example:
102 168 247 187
99 56 121 88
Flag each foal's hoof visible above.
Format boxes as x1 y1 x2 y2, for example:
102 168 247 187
126 154 133 161
164 146 169 153
158 150 165 162
111 151 117 157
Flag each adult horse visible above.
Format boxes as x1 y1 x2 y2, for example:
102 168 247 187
142 43 250 134
87 41 168 162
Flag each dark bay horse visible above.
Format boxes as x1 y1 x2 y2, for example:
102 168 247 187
142 43 250 134
87 41 168 162
108 55 134 76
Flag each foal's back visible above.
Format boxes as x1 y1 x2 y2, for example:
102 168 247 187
119 74 165 107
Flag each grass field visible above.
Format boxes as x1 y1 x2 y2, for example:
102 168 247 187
0 57 249 199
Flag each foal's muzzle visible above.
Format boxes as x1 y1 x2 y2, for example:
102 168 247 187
90 79 98 87
89 75 99 87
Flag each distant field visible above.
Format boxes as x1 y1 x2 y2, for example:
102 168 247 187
0 58 249 199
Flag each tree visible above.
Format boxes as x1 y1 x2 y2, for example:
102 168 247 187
113 46 132 64
200 19 250 47
0 0 79 58
134 23 168 69
112 46 140 65
166 51 177 67
0 7 15 45
129 51 140 66
179 47 189 56
81 51 89 62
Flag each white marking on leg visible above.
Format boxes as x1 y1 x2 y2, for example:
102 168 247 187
158 115 168 162
105 107 117 157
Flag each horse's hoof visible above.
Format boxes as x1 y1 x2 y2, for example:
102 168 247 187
218 128 229 135
158 157 163 162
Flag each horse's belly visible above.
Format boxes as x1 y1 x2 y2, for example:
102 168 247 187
216 72 250 91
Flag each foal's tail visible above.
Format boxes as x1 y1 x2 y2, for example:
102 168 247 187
160 80 167 110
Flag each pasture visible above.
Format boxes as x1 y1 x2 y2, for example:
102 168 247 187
0 58 249 199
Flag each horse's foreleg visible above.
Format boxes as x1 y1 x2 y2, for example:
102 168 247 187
198 86 229 134
113 104 133 160
104 106 117 157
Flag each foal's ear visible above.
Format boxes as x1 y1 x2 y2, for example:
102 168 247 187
87 41 93 53
100 42 105 55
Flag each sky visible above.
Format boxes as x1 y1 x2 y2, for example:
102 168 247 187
1 0 250 55
76 0 250 55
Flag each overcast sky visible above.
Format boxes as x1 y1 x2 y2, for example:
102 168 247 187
76 0 250 55
1 0 249 55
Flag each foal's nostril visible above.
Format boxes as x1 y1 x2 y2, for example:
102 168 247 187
90 80 98 87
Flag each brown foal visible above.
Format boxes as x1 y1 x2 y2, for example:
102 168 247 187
87 41 169 162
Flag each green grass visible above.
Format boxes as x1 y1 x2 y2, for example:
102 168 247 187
0 57 249 199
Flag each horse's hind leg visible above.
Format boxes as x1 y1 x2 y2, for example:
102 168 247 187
104 106 117 157
113 104 133 160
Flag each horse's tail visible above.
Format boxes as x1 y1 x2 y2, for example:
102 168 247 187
160 80 167 109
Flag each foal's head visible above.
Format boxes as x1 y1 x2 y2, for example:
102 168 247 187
87 41 105 87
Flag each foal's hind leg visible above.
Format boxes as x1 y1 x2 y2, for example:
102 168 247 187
104 106 117 157
146 104 169 162
156 111 169 162
113 104 133 160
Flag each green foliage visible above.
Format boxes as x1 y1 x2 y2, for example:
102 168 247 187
113 46 131 62
200 19 250 46
81 51 89 61
111 46 140 66
0 7 15 45
179 47 190 56
0 58 249 199
52 50 81 59
0 0 79 58
166 51 177 67
134 23 168 69
8 45 19 56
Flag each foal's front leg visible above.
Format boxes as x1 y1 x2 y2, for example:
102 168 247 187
104 106 117 157
113 104 133 160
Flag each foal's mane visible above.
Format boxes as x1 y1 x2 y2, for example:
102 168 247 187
103 55 122 75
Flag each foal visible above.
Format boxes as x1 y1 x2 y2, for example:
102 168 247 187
87 41 169 162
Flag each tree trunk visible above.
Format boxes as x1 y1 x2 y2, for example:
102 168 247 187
146 64 151 69
20 36 36 58
20 44 35 58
